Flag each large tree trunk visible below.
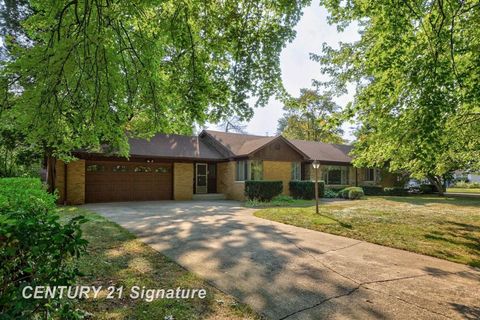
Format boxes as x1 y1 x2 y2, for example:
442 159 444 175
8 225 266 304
427 175 444 196
45 155 56 193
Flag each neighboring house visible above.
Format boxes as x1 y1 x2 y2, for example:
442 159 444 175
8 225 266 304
450 171 480 184
53 130 397 204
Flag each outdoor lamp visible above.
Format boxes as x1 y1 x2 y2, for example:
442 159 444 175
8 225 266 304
313 160 320 214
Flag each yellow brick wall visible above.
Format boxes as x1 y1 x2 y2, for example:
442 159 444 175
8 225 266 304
263 161 292 195
54 159 85 205
66 160 85 205
217 161 245 201
173 162 193 200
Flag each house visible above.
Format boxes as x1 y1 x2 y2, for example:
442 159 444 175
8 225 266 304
53 130 397 204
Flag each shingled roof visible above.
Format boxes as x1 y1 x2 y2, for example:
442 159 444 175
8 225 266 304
85 130 354 163
288 139 353 164
202 130 353 163
202 130 276 156
127 134 224 160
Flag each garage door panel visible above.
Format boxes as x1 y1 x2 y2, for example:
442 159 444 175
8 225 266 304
85 161 172 203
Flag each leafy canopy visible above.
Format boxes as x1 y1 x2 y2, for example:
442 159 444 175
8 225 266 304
315 0 480 189
1 0 310 158
277 88 344 144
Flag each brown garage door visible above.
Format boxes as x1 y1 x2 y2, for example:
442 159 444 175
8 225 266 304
85 161 173 203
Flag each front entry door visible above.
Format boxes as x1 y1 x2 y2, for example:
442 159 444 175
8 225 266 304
196 163 208 194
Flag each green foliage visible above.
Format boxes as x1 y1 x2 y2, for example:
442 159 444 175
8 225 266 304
0 178 88 318
289 180 325 199
1 0 309 159
452 181 480 189
244 180 283 201
277 89 344 143
316 0 480 196
383 187 408 196
419 184 439 194
338 187 364 200
323 188 339 198
361 186 384 196
0 124 42 177
271 195 295 203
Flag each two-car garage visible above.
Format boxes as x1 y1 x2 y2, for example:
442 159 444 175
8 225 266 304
85 161 173 202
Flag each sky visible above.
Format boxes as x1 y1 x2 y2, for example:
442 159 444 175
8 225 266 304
207 0 360 142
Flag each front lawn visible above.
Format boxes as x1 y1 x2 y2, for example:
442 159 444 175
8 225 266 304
59 207 260 320
447 187 480 194
253 196 480 267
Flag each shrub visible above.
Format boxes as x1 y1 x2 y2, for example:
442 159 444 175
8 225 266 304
0 178 88 318
324 188 339 198
383 187 408 196
289 181 325 199
244 180 283 201
271 195 295 203
452 181 480 189
419 184 438 194
338 187 365 200
361 186 384 196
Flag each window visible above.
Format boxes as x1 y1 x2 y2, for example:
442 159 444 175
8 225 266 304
155 166 170 173
250 160 263 180
365 168 375 181
236 160 248 181
291 162 302 180
86 164 105 172
112 165 128 172
134 166 152 173
323 166 349 185
236 160 263 181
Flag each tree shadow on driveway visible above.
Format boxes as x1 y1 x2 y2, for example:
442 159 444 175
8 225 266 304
84 200 480 320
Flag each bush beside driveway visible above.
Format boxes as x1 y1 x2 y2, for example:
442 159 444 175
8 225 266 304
254 196 480 267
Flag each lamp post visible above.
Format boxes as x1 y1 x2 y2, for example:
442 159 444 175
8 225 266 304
312 160 320 214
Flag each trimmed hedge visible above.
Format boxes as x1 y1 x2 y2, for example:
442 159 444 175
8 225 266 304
338 187 365 200
383 187 408 196
0 178 87 318
361 186 384 196
289 181 325 200
244 180 283 201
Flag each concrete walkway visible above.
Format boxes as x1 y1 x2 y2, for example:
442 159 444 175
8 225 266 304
83 201 480 320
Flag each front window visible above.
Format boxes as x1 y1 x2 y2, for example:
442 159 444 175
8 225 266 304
291 162 302 180
236 160 263 181
365 168 375 181
323 165 349 185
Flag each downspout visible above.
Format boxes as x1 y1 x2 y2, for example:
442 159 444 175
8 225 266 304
355 168 358 187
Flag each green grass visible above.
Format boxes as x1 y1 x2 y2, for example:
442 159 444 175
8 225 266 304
447 187 480 194
245 198 316 208
253 196 480 267
58 207 261 320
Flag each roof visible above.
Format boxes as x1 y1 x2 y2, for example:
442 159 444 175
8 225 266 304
127 133 224 160
203 130 353 163
202 130 276 156
289 139 353 163
82 130 353 163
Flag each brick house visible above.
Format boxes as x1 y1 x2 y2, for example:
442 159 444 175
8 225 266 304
53 130 397 204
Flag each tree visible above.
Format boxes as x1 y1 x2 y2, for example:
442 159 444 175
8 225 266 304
315 0 480 195
277 89 344 143
219 115 247 133
0 0 310 190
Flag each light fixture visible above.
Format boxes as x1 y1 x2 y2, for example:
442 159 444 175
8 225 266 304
312 160 320 169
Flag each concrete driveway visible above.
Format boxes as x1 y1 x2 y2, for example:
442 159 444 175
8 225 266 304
83 201 480 320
